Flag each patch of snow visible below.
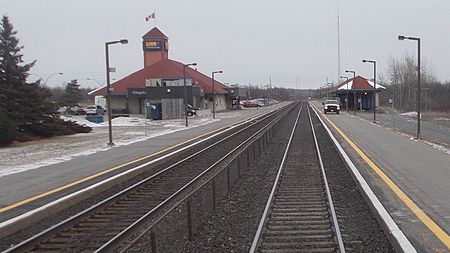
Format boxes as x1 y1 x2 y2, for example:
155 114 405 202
0 116 219 178
435 117 450 121
60 115 103 128
427 142 450 155
401 111 417 117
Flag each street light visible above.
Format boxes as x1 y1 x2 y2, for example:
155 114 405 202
362 59 377 123
398 35 421 140
345 70 357 115
325 82 333 99
44 72 63 86
87 78 116 87
211 70 223 119
105 39 128 146
340 76 349 112
183 62 197 127
86 78 101 86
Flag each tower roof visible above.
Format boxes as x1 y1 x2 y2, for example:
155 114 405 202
142 27 168 39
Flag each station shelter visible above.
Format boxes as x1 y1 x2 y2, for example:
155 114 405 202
328 76 385 111
89 27 230 119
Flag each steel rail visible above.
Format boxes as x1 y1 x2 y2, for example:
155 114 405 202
250 103 346 252
249 104 303 252
97 103 298 252
307 105 346 252
3 104 293 253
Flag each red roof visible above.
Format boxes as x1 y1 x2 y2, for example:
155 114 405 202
90 59 228 96
335 75 385 91
142 27 168 39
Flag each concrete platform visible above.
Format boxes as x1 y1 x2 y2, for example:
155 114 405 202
0 104 288 223
311 101 450 252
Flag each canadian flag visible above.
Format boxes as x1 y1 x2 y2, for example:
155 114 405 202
145 12 156 22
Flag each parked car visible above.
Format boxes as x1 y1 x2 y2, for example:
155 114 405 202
186 104 200 116
56 106 68 114
242 101 259 108
323 99 340 114
86 105 105 116
68 107 86 116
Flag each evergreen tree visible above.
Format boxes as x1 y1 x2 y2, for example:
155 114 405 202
0 15 40 125
0 15 91 145
60 79 81 107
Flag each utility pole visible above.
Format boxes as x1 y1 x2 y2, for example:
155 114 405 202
268 75 272 105
336 0 341 82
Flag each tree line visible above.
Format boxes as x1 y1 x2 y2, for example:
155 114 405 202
0 16 91 146
381 55 450 113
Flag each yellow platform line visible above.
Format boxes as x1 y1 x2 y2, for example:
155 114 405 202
0 112 265 214
315 105 450 249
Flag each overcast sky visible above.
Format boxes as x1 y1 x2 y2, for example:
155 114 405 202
1 0 449 89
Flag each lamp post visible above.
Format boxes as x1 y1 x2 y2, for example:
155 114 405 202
30 72 63 86
183 63 197 127
398 35 421 140
211 70 223 119
345 70 356 115
87 78 116 87
362 60 377 123
340 76 349 112
86 78 101 87
44 72 63 86
105 39 128 146
325 82 333 99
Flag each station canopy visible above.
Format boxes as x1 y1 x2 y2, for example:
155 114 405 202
335 75 385 91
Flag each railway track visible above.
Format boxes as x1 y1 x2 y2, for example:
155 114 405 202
250 103 346 253
3 103 296 253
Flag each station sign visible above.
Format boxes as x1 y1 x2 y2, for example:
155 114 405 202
130 90 146 96
143 39 168 51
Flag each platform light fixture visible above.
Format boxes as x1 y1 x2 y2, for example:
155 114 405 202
105 39 128 146
211 70 223 119
398 35 421 139
183 62 197 127
362 59 377 123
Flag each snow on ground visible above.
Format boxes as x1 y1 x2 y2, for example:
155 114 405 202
426 141 450 155
0 115 219 178
401 111 417 117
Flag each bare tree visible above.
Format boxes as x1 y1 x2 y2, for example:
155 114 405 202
387 54 449 112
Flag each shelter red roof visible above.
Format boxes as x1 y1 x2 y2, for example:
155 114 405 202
142 27 168 39
335 75 385 91
89 59 228 96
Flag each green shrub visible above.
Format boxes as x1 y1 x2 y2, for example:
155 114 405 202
0 112 16 146
15 132 31 142
63 120 92 133
24 118 92 138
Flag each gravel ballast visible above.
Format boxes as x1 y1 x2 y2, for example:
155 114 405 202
310 108 394 252
182 104 394 252
181 107 298 252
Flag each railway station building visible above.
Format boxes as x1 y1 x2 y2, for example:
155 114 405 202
89 27 230 119
326 76 385 111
